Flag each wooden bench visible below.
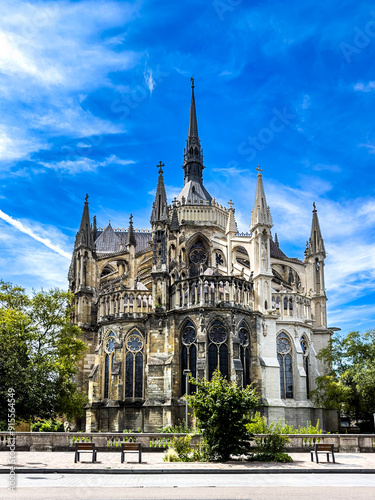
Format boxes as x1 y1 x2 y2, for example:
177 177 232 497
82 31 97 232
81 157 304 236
311 443 335 463
121 442 142 463
74 442 97 463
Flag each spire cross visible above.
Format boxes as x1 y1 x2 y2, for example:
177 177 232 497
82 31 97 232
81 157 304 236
129 213 133 224
85 193 89 203
157 161 164 174
256 165 263 174
191 76 195 89
228 199 234 209
313 202 317 212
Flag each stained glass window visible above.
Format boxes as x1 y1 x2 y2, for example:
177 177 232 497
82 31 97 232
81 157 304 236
277 332 293 399
239 324 251 387
300 336 309 399
208 320 228 380
125 331 143 399
181 321 197 395
104 332 116 398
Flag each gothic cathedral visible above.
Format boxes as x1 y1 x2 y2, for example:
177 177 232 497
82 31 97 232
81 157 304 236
69 82 336 432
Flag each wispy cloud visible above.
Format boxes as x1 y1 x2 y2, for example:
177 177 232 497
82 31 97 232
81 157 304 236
144 69 155 95
0 210 71 259
354 81 375 92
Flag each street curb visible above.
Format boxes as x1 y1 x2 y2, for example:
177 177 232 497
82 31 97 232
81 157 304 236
1 468 375 474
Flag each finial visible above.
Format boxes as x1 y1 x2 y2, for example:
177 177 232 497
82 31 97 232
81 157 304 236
85 193 89 204
129 213 133 224
228 199 234 209
108 219 111 225
157 161 164 174
256 165 263 175
313 202 317 212
191 76 195 89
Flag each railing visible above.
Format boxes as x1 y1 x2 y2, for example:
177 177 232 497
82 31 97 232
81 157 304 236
170 275 253 310
272 292 311 321
98 290 153 320
1 432 374 452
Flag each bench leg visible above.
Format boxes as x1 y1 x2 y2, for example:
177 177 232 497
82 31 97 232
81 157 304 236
310 451 314 462
315 451 319 464
139 451 141 464
74 452 79 463
121 451 124 464
327 453 330 462
332 452 335 463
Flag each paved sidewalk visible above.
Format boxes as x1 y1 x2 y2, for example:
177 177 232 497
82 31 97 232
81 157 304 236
1 451 375 474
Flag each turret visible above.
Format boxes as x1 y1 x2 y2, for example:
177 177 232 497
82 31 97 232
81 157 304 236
250 167 273 312
126 214 136 289
69 195 96 326
150 162 169 308
226 199 238 274
304 203 327 327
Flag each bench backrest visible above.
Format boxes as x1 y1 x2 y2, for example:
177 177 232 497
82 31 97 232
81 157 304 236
315 444 333 451
121 442 140 451
75 442 95 450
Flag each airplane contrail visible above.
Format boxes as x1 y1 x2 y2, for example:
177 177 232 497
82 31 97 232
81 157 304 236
0 209 71 259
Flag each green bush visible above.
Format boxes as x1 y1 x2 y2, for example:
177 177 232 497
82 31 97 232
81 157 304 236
249 423 293 462
164 435 193 462
187 370 259 461
31 419 64 432
246 412 268 434
158 420 193 434
248 452 293 463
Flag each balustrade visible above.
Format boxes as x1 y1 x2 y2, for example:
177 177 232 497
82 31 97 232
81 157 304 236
99 290 153 320
272 292 311 321
172 276 253 310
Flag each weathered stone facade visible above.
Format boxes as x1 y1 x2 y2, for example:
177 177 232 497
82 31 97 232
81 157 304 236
69 82 336 432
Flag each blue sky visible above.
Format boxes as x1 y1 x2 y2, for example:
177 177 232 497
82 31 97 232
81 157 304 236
0 0 374 335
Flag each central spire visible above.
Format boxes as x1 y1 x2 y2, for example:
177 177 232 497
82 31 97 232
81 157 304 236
183 77 204 183
177 78 212 205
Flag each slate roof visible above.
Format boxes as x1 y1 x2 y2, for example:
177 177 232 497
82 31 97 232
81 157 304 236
270 239 288 259
95 225 152 255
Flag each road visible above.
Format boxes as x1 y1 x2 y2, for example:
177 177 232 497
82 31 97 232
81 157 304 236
1 472 375 499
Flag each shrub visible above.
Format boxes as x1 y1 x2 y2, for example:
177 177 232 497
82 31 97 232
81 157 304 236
164 435 193 462
31 419 64 432
187 370 259 461
158 420 193 433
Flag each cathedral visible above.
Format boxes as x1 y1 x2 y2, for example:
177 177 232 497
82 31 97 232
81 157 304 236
69 81 336 432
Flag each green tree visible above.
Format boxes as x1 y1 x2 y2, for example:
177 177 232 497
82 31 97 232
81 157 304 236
312 330 375 427
0 280 87 426
187 370 259 461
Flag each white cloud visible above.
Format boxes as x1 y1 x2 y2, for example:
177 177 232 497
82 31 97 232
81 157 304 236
39 155 135 174
0 210 71 259
354 81 375 92
144 69 155 95
0 125 47 162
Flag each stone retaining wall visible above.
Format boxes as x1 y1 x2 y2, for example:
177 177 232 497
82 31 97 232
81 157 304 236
0 432 374 452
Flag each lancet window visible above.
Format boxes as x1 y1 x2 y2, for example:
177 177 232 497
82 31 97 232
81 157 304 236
181 320 197 395
124 330 144 399
208 319 228 380
277 332 293 399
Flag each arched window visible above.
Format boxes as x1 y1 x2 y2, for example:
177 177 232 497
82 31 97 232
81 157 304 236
104 332 115 399
300 335 309 399
208 320 228 380
181 321 197 395
124 331 144 399
238 323 251 387
277 332 293 399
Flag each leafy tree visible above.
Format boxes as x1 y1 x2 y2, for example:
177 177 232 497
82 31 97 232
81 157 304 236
0 280 87 426
187 370 259 461
311 330 375 427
